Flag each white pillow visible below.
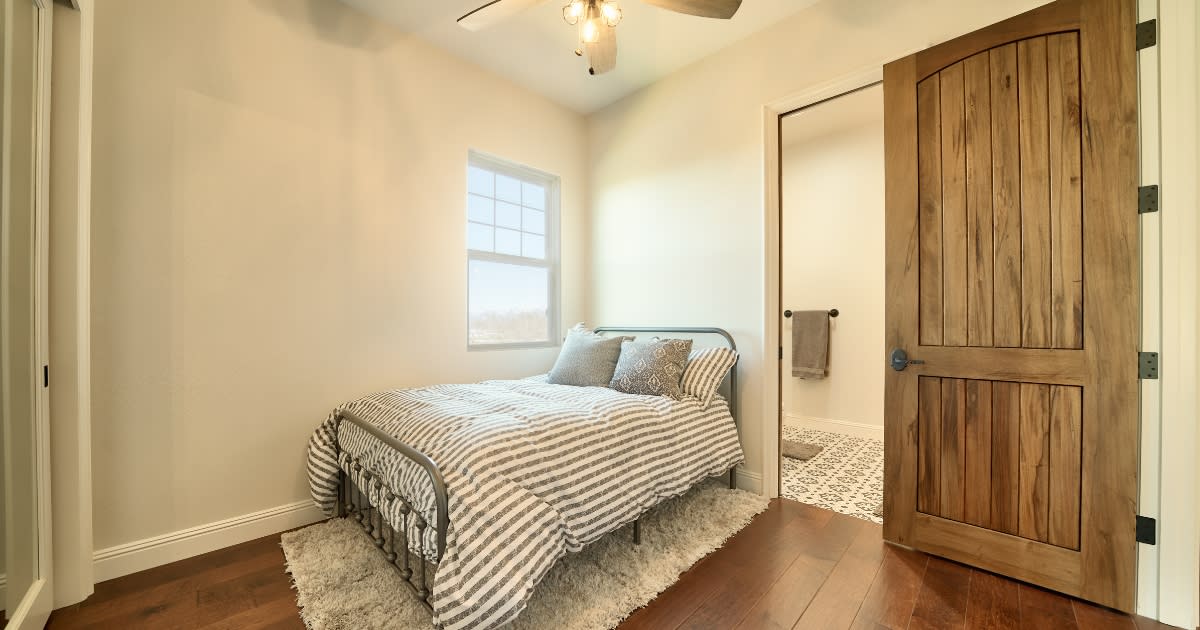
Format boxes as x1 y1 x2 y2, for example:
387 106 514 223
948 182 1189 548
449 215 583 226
681 347 738 408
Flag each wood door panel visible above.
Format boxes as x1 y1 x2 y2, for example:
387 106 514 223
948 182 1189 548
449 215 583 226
939 378 967 520
990 382 1021 534
990 44 1022 349
963 379 993 526
1018 383 1051 542
915 377 1082 551
1048 32 1084 350
916 34 1086 353
917 376 942 515
1019 36 1053 350
1048 385 1083 549
964 54 994 348
939 64 968 348
917 78 943 347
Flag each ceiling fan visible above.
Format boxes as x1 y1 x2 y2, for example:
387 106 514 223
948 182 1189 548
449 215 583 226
456 0 743 75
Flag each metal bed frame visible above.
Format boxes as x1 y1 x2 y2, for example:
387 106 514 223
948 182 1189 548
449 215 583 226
333 327 739 613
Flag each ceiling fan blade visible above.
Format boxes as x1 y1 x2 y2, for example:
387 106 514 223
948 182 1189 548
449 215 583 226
457 0 546 31
641 0 742 19
584 24 617 75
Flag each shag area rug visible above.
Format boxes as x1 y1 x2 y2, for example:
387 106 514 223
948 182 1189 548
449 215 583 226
281 479 769 630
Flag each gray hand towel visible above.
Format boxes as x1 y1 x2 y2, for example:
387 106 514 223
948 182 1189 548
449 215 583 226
791 310 829 379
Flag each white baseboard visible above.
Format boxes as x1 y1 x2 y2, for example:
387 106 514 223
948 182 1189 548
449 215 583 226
784 413 884 440
735 468 763 494
92 500 326 583
90 471 766 584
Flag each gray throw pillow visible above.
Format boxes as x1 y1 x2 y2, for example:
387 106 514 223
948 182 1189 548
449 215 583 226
547 327 628 387
609 338 694 399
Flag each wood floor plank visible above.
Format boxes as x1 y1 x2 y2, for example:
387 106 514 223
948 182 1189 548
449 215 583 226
194 596 307 630
49 545 287 629
42 499 1160 630
848 544 929 629
677 504 836 629
908 557 972 630
964 569 1022 629
621 499 819 630
1018 584 1079 630
792 518 889 630
1071 600 1136 630
732 513 867 630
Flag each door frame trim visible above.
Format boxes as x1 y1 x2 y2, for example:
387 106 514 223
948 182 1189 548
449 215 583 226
760 64 885 501
5 0 56 627
1153 0 1200 626
47 0 96 609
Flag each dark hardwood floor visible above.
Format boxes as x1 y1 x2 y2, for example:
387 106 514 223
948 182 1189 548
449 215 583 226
47 499 1177 630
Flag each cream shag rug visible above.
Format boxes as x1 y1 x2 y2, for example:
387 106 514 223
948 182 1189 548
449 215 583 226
281 479 768 630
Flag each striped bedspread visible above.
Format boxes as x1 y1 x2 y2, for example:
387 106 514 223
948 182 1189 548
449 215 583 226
306 377 744 630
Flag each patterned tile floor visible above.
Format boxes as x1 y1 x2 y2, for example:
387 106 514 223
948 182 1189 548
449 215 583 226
780 426 884 524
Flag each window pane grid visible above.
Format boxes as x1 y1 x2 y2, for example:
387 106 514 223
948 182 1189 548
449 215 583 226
467 154 558 348
466 182 550 261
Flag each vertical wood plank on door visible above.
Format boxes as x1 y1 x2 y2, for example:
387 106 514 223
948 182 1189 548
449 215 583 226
964 380 993 526
964 53 995 348
883 53 921 547
940 378 967 521
917 377 943 515
990 44 1022 348
1019 37 1052 349
940 63 969 347
991 381 1021 534
1047 32 1084 350
918 77 944 347
1049 385 1082 549
1019 383 1051 542
1078 0 1139 608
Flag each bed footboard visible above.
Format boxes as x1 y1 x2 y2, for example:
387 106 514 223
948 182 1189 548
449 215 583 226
335 409 449 611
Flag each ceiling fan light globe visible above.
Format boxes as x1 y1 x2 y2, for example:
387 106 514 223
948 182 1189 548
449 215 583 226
562 1 585 25
600 2 622 26
580 18 601 43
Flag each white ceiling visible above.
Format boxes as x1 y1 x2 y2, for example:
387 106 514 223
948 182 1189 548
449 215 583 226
339 0 821 113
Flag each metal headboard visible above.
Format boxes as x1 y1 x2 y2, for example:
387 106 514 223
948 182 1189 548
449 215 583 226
593 327 738 423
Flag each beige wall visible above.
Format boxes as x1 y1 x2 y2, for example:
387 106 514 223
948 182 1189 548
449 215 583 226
90 0 589 550
588 0 1050 480
780 86 884 429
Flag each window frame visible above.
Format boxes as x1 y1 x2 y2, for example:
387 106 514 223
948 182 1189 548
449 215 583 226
465 150 561 351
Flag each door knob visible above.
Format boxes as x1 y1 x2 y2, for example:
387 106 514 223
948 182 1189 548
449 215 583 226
889 348 925 371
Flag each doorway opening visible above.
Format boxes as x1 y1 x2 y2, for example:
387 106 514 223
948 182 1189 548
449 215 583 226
777 82 884 524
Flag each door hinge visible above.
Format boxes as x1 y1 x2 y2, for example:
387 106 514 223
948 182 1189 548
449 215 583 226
1136 19 1157 50
1136 515 1157 545
43 364 48 388
778 346 783 360
1138 185 1159 214
1139 352 1159 379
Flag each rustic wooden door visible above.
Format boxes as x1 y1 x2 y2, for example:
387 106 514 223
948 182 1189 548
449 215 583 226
882 0 1139 612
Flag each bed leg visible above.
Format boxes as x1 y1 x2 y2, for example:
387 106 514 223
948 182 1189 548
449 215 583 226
729 467 737 490
335 468 346 518
633 518 641 545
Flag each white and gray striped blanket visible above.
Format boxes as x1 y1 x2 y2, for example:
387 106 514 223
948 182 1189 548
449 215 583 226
306 377 743 630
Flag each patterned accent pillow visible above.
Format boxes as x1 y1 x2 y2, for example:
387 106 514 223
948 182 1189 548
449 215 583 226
681 347 739 409
609 338 693 399
547 324 631 387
